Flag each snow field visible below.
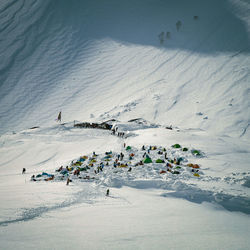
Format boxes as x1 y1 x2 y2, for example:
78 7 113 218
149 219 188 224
1 186 250 250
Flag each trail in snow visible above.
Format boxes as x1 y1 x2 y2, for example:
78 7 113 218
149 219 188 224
0 183 105 226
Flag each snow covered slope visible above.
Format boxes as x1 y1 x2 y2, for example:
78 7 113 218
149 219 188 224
0 1 250 249
0 0 249 138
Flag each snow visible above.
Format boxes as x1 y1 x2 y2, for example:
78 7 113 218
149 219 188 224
0 0 250 249
0 124 249 249
1 187 250 250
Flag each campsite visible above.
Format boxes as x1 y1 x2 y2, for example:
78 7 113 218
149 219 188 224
31 141 204 183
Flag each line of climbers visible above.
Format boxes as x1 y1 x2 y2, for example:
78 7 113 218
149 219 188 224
111 125 125 138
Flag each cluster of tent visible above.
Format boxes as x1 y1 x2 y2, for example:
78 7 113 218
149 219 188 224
171 144 203 156
31 144 204 182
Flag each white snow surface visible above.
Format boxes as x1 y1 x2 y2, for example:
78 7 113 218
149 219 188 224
0 0 250 249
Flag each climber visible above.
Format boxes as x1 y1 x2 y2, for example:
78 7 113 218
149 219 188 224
106 189 110 196
57 111 61 122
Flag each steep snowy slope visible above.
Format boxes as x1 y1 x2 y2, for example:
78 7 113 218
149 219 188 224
0 1 250 249
0 0 249 139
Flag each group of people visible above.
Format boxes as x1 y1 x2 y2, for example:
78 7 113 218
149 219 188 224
111 126 126 138
117 132 125 137
56 112 128 140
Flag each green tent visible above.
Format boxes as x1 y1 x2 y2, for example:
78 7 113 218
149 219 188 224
191 149 201 156
144 157 152 163
172 170 180 174
156 159 164 163
126 146 132 150
182 147 188 151
172 144 181 148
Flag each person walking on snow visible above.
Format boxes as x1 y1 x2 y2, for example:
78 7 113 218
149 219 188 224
57 111 61 123
66 177 70 185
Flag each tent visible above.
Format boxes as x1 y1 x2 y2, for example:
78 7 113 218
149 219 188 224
192 164 200 169
172 170 180 174
187 163 200 169
104 155 112 159
73 162 82 166
119 164 128 168
126 146 132 151
191 149 201 156
172 144 181 148
156 159 164 163
45 176 54 181
177 157 184 162
61 170 68 175
144 157 152 163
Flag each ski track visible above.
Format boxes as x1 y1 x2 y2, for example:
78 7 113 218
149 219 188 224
2 177 247 228
0 184 99 227
0 179 131 227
